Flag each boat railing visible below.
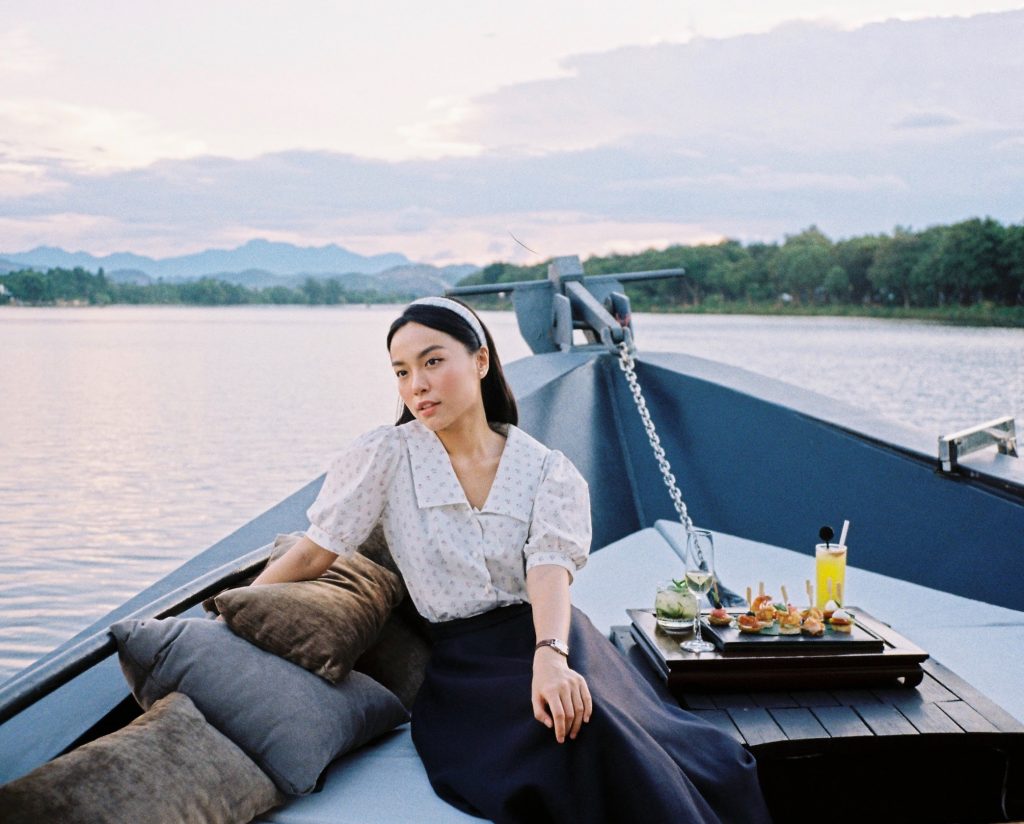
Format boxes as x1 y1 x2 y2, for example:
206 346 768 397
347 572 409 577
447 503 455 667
939 415 1018 472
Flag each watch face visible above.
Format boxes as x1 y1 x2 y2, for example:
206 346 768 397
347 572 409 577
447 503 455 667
538 639 568 656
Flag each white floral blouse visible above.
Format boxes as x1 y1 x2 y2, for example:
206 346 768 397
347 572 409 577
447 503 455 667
305 419 592 623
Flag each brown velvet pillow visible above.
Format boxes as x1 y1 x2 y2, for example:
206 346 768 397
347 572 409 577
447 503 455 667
0 692 283 824
214 545 405 684
203 525 401 614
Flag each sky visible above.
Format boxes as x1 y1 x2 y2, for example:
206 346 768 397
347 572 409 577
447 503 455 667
1 1 1023 265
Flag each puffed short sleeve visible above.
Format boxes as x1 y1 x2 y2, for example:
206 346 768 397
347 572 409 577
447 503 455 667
305 425 401 556
523 450 592 583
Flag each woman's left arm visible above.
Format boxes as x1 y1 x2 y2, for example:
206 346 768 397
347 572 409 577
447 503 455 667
526 564 593 744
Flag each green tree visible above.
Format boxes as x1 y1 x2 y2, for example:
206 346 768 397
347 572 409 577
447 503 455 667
937 218 1007 305
868 229 922 307
300 277 326 304
1002 224 1024 305
834 236 881 304
5 270 50 303
771 227 833 303
823 265 851 303
323 278 345 304
907 226 947 307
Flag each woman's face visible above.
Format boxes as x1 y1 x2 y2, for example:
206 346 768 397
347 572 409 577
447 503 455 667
389 321 488 432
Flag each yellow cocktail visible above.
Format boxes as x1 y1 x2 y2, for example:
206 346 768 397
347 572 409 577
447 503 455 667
815 543 847 608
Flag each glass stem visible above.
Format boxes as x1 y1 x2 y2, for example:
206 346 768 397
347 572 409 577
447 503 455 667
693 611 701 640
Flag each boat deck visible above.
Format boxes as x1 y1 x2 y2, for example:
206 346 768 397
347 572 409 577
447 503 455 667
256 522 1024 823
612 631 1022 821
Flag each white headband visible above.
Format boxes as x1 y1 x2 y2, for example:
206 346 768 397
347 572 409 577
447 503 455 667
407 296 486 349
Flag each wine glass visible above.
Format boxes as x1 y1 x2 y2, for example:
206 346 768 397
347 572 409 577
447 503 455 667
681 528 716 654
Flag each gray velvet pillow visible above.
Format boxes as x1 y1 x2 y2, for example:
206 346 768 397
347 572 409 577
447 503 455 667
0 692 283 824
111 616 410 796
215 549 404 684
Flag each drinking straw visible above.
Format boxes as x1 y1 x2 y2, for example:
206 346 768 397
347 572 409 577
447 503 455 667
839 519 850 547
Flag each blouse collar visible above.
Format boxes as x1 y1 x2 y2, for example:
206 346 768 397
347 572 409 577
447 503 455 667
401 419 547 519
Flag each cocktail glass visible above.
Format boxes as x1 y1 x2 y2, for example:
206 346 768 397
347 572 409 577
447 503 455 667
815 543 847 608
655 580 698 633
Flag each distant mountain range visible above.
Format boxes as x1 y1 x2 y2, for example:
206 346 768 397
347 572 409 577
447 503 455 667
0 240 480 296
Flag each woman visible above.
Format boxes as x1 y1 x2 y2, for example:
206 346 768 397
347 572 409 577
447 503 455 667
253 296 771 823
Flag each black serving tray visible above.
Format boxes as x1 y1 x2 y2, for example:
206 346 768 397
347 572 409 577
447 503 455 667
700 610 884 653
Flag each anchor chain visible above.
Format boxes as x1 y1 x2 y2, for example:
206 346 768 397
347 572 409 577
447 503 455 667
615 340 694 534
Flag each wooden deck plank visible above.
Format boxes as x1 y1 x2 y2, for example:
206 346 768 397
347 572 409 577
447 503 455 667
872 685 927 708
691 709 745 745
924 659 1024 733
938 701 1000 733
711 693 757 709
871 676 958 708
854 703 919 736
752 692 800 709
913 672 959 705
769 707 830 740
727 707 787 746
792 690 840 708
898 702 964 734
812 706 873 738
831 688 882 706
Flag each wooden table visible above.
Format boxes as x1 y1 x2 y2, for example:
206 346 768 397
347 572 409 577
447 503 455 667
629 607 929 690
611 620 1024 823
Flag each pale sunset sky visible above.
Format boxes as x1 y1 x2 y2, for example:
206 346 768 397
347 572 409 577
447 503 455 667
1 1 1022 264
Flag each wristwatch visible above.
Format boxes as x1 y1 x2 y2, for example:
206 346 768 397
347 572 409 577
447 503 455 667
534 638 569 658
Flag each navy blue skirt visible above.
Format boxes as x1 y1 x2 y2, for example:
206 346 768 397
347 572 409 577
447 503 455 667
410 603 772 824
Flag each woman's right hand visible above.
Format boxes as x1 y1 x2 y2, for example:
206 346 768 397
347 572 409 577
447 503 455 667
531 648 593 743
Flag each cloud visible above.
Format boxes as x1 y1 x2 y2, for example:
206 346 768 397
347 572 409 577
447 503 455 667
0 99 207 174
0 28 52 76
894 112 963 129
434 11 1023 155
2 10 1023 263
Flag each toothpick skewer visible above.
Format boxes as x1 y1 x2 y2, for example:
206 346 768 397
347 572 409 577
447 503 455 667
780 585 789 605
746 586 752 608
827 578 833 599
805 579 814 607
758 581 765 597
836 582 843 605
712 578 721 606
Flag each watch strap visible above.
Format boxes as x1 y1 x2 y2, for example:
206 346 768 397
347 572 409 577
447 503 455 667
534 638 569 658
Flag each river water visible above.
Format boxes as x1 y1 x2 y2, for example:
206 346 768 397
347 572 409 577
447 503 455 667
1 306 1021 682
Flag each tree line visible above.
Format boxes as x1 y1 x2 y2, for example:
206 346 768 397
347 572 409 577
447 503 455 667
460 218 1024 311
0 268 414 307
3 217 1022 315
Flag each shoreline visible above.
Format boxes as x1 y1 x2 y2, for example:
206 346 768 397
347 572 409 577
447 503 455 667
2 301 1022 328
637 302 1024 328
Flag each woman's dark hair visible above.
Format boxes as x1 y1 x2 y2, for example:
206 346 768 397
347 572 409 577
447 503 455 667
386 299 518 426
